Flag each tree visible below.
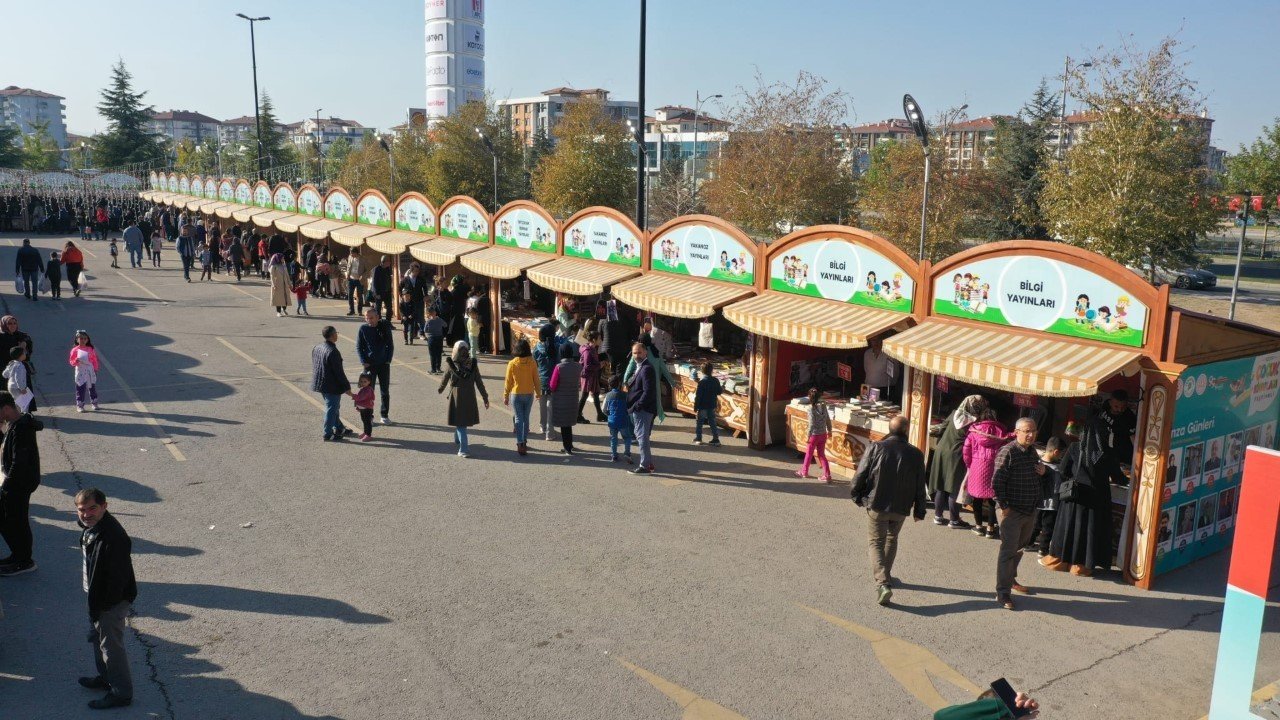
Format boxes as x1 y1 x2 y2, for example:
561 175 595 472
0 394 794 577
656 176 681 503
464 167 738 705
424 100 522 209
518 129 555 200
336 140 394 198
245 91 297 176
93 59 165 168
1224 119 1280 256
21 120 62 171
0 124 21 168
648 158 697 226
700 71 854 237
326 136 353 178
973 81 1058 239
856 139 973 260
532 98 636 217
1040 38 1219 277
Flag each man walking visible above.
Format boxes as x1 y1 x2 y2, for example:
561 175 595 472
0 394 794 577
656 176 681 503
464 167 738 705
627 342 657 475
76 487 137 709
370 255 394 321
14 239 45 300
0 391 43 576
345 250 366 316
226 235 245 281
311 326 352 441
992 417 1045 610
124 222 144 269
175 222 196 281
356 309 394 425
850 415 927 606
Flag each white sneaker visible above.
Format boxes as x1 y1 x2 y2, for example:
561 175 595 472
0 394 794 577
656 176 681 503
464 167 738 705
458 451 469 458
91 403 100 411
380 416 391 425
76 406 84 413
276 311 282 317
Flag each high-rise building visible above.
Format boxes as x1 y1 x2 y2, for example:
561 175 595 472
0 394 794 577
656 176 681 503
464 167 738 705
424 0 485 124
148 110 221 144
497 87 638 147
0 85 69 149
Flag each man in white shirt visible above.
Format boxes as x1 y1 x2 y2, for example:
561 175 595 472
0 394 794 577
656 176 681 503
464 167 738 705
863 336 898 400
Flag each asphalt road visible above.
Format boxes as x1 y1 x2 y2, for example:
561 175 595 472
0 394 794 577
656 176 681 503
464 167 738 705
1 233 1277 720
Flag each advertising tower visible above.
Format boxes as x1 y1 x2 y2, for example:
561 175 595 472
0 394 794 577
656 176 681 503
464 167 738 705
425 0 485 124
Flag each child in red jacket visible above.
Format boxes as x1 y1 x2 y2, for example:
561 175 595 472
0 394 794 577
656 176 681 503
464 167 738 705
292 278 312 316
352 372 375 441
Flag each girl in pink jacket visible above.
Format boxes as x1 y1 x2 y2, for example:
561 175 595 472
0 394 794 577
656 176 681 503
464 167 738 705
962 412 1011 538
68 330 100 412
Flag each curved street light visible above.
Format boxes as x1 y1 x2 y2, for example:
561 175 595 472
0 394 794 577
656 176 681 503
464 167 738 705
903 94 930 261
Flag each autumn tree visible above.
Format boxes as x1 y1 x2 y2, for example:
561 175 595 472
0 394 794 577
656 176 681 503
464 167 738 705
700 71 854 237
1041 38 1218 277
1224 118 1280 256
857 139 973 260
532 98 636 218
424 100 522 209
648 158 697 226
21 120 62 171
93 59 165 168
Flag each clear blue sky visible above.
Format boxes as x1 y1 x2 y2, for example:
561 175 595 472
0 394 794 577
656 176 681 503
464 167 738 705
2 0 1275 150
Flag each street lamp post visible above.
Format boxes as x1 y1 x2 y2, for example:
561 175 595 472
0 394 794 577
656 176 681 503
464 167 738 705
635 0 647 230
378 138 396 198
1230 191 1252 321
691 90 722 208
236 13 270 181
627 120 650 229
1057 56 1092 161
314 108 324 185
475 128 499 211
903 94 930 262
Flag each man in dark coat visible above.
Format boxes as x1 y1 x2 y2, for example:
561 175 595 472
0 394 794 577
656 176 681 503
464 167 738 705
369 255 395 321
626 342 658 475
356 309 395 425
0 391 42 576
851 415 927 606
226 236 245 281
75 487 138 709
312 326 353 441
14 239 45 300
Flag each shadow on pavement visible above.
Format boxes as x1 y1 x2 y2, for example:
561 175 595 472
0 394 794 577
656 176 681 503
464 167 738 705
140 582 391 625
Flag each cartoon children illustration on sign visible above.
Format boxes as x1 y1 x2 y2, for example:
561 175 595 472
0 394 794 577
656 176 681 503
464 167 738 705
1075 294 1092 324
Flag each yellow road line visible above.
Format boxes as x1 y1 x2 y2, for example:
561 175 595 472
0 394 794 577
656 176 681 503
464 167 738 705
798 604 981 711
114 271 163 301
615 657 749 719
216 336 362 429
97 352 187 461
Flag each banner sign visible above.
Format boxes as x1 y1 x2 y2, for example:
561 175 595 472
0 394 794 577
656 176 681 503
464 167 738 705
179 176 190 195
440 201 488 242
298 187 323 217
204 178 217 199
395 197 437 234
273 185 296 213
357 194 392 227
253 183 272 208
219 180 234 202
933 255 1149 347
564 213 641 267
770 237 913 312
494 207 556 253
652 222 754 285
235 180 251 205
1156 351 1280 575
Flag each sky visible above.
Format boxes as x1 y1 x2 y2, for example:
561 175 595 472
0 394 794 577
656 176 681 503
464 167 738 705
2 0 1276 151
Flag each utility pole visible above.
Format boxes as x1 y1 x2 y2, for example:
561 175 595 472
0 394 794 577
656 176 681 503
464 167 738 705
476 128 499 211
635 0 646 230
1230 192 1252 320
236 13 270 180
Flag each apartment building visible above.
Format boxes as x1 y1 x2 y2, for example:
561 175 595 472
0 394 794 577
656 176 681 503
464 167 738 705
0 85 69 149
637 105 731 177
288 116 370 151
497 87 639 147
148 110 221 144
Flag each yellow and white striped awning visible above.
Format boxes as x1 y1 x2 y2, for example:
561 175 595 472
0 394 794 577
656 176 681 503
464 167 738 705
199 202 230 216
214 203 246 219
184 198 209 211
408 238 486 266
232 206 271 223
161 193 181 206
330 224 390 248
526 257 640 297
251 210 293 228
883 320 1142 397
273 213 323 234
460 246 555 280
138 190 154 201
366 230 431 255
298 219 352 241
723 291 909 349
612 274 755 319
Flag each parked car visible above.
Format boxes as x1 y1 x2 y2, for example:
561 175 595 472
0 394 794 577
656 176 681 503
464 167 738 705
1128 265 1218 290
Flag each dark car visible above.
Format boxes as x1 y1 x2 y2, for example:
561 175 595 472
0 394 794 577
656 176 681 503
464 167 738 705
1129 265 1218 290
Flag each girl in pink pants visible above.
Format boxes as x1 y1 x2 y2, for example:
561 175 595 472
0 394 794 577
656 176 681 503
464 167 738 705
796 387 833 482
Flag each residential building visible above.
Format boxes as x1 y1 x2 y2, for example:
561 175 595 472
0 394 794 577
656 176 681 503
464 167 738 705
847 119 914 173
148 110 222 145
497 87 639 147
637 105 731 179
1049 110 1216 166
0 85 69 149
218 115 260 145
941 116 1008 170
287 116 370 152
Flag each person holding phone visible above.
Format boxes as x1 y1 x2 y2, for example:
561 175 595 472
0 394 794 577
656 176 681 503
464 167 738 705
933 684 1040 719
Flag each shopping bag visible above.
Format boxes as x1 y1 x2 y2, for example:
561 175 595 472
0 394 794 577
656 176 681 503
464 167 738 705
956 479 972 506
79 275 90 291
39 275 49 294
697 321 715 349
13 277 23 294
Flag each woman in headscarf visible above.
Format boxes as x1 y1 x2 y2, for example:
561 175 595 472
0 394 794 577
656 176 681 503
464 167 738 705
622 332 674 424
1040 414 1126 576
268 253 292 317
438 340 489 458
548 343 583 455
0 315 36 409
926 394 987 528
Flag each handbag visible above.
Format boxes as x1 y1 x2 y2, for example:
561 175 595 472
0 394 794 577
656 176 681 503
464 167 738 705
956 478 972 506
1058 463 1094 503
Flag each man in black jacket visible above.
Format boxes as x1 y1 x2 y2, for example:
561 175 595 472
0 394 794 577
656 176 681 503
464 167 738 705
0 391 42 576
851 415 926 606
356 309 395 425
15 239 45 301
626 343 658 475
369 255 394 321
312 326 353 441
75 487 137 709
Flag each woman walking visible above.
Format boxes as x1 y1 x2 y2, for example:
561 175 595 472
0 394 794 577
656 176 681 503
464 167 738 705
61 241 85 297
269 254 292 317
548 344 582 455
577 331 605 423
503 338 540 455
961 409 1011 538
438 341 489 458
1041 416 1125 576
927 394 986 529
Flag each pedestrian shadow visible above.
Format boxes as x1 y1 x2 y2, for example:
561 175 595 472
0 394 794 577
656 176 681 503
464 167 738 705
41 470 162 504
140 581 391 625
41 414 216 440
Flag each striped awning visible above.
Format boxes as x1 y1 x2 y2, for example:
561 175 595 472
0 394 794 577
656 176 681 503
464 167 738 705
273 213 323 234
408 238 486 266
366 230 431 255
612 274 755 319
526 257 640 296
214 203 246 219
161 193 181 206
232 206 271 223
883 320 1142 397
199 202 230 216
185 198 209 211
298 219 352 241
138 190 154 201
723 291 909 349
330 224 390 248
460 246 555 280
251 210 293 228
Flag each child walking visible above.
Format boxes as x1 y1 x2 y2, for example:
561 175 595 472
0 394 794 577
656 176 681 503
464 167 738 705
4 347 34 413
796 386 832 482
45 251 63 299
602 375 634 463
199 242 213 281
692 362 722 446
68 330 101 412
293 277 312 316
424 307 446 373
352 371 375 442
466 307 483 359
151 234 163 267
109 239 119 268
399 289 419 345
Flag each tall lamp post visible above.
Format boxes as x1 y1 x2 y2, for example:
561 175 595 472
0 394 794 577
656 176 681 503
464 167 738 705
378 138 396 198
635 0 647 229
1057 56 1092 161
903 94 930 261
314 108 324 185
1230 191 1253 321
475 128 498 211
691 90 722 208
627 120 650 229
235 13 270 181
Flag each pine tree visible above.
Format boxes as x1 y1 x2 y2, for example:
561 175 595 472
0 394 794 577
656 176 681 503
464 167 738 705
976 81 1058 239
245 91 297 176
0 124 21 168
93 59 165 168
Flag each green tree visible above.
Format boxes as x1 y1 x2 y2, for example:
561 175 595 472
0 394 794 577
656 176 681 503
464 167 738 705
93 59 165 168
245 91 297 176
517 128 555 200
1224 119 1280 256
1041 38 1218 278
857 139 972 260
425 100 522 209
325 136 353 179
21 120 62 171
0 124 21 168
532 98 637 217
974 81 1058 239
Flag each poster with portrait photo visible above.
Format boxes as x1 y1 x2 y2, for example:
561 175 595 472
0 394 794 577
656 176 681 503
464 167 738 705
1163 448 1182 502
1245 425 1264 449
1156 508 1175 554
1203 471 1218 491
1263 421 1277 449
1217 487 1238 533
1196 496 1218 541
1181 442 1204 493
1175 501 1197 548
1202 436 1226 474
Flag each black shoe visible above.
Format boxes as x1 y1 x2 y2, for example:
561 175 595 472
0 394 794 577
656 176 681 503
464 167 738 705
0 560 36 576
88 693 132 709
576 416 590 424
629 466 651 475
560 448 574 455
949 519 973 529
933 517 949 526
322 434 333 442
79 676 110 690
340 426 354 437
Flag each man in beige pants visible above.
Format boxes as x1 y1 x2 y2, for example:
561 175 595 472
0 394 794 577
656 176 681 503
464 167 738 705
851 416 928 606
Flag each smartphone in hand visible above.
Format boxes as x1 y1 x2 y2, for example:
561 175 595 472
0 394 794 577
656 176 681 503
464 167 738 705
990 678 1033 718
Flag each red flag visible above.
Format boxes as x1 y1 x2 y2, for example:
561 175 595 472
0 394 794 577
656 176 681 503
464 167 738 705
1229 196 1243 212
1251 196 1264 212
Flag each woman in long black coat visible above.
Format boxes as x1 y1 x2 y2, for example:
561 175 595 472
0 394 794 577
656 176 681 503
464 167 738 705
926 394 987 528
1040 415 1126 576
